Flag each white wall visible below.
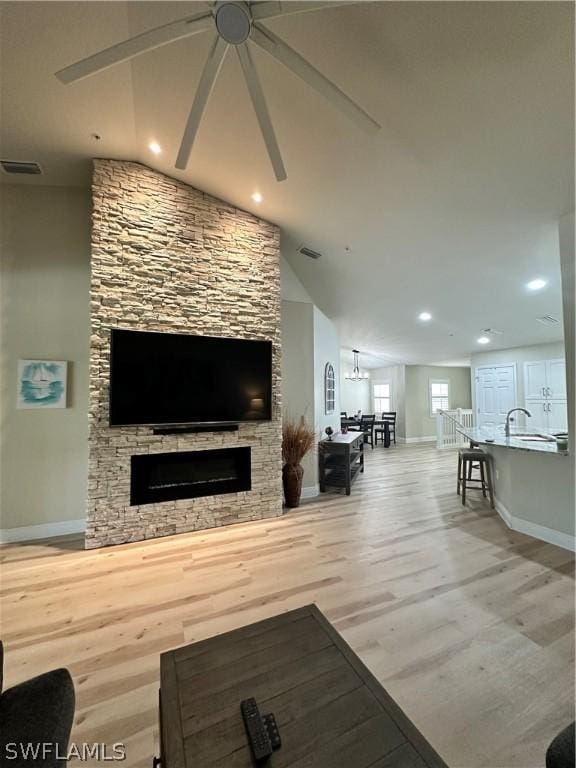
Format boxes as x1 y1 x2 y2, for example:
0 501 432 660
371 365 406 439
341 363 471 440
558 212 575 446
310 307 341 491
367 364 470 441
280 256 313 303
470 341 566 414
404 365 472 440
0 185 90 537
280 258 316 490
281 302 340 493
340 352 371 415
314 306 341 439
281 300 316 489
558 211 575 523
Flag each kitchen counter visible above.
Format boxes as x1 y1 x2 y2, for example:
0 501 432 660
457 426 568 456
455 426 574 551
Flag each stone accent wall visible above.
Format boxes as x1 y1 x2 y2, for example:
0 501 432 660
87 160 282 548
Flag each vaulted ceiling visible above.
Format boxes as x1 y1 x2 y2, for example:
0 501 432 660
1 1 573 364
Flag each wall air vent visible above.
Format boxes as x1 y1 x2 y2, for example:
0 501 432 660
0 160 43 175
299 246 322 260
536 315 560 326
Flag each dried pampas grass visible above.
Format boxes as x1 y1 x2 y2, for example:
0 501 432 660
282 417 315 465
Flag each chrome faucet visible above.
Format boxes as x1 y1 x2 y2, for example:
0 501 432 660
505 407 532 437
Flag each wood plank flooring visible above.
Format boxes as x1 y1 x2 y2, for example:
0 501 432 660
1 444 574 768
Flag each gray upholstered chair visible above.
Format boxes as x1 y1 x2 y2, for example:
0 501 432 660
0 641 75 767
546 722 575 768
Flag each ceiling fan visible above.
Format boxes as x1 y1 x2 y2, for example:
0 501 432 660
55 1 380 182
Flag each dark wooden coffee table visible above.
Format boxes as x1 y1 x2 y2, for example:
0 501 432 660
159 604 448 768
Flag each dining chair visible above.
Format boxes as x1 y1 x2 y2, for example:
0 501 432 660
360 414 376 449
376 412 396 445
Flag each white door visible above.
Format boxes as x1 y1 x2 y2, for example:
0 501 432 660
547 401 568 433
475 365 517 428
476 368 497 428
546 359 567 399
524 361 548 399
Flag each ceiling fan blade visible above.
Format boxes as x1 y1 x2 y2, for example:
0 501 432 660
250 24 380 133
236 44 287 182
251 2 354 22
175 36 228 170
55 11 213 84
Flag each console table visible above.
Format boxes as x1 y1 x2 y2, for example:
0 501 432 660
159 604 448 767
319 432 364 495
341 418 391 447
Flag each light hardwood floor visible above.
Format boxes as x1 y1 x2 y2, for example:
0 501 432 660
1 444 574 768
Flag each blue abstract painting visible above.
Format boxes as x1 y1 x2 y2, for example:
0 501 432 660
17 360 67 409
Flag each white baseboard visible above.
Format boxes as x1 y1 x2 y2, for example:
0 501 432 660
402 436 437 444
494 499 575 552
301 484 320 499
0 519 86 544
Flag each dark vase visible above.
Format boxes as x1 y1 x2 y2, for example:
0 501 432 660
282 463 304 508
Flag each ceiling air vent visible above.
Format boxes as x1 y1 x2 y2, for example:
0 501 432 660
299 246 322 260
536 315 560 326
1 160 43 175
481 327 503 335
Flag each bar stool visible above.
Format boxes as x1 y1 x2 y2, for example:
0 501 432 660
467 440 481 480
457 449 494 507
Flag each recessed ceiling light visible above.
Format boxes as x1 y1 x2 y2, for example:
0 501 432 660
251 192 263 203
477 336 490 344
418 312 432 321
527 278 547 291
148 141 162 155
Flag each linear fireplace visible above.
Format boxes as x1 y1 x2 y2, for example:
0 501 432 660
130 448 251 506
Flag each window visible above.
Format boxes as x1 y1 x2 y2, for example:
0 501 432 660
373 382 391 415
324 363 335 414
430 380 450 415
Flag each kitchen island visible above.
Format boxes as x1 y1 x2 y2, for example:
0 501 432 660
459 426 568 455
457 426 574 551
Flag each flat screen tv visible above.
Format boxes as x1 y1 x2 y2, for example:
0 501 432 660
109 329 272 427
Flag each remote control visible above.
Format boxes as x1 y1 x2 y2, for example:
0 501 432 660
241 698 273 763
262 713 282 751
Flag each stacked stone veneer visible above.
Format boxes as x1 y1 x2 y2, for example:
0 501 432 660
86 160 282 548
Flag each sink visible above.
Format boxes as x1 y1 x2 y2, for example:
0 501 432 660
512 433 556 443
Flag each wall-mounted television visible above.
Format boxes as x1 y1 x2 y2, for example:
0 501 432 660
109 329 272 427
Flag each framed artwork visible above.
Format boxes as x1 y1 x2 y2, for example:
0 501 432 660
17 360 68 409
324 362 335 415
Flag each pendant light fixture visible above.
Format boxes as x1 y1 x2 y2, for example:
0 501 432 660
345 349 369 382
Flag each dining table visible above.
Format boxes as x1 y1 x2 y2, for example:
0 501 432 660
341 418 391 448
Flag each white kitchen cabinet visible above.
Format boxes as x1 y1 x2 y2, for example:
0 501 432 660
525 400 549 432
524 359 566 399
547 400 568 432
547 359 567 399
524 358 567 434
524 399 568 434
524 361 548 399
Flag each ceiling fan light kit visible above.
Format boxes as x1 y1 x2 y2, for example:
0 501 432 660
55 1 380 182
215 2 252 44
